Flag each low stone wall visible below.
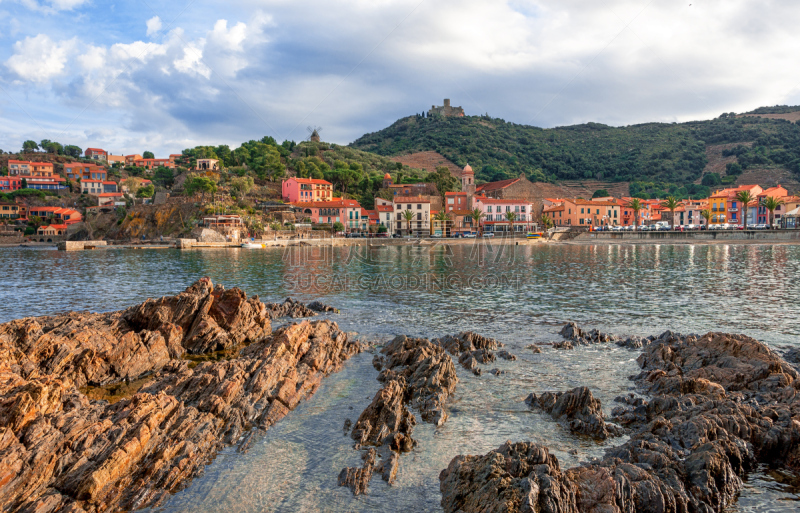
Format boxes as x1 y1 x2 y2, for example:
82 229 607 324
575 230 800 243
57 240 109 251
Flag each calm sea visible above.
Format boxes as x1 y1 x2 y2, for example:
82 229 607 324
1 243 797 511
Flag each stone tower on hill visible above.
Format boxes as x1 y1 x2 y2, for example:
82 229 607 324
310 129 321 143
428 99 465 118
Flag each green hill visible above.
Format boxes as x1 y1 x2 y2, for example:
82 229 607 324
350 108 800 199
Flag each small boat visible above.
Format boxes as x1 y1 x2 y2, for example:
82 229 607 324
241 242 264 249
526 232 544 239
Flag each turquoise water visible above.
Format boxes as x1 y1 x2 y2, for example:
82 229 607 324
1 243 798 511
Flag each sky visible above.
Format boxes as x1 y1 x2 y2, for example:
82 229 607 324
1 0 799 157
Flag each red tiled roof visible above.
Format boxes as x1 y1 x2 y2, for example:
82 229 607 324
102 181 116 185
291 199 361 208
98 193 123 197
375 205 393 212
8 160 53 166
543 205 565 212
475 178 520 192
291 178 332 186
475 197 530 205
82 179 102 183
393 196 431 203
445 191 466 196
86 148 107 153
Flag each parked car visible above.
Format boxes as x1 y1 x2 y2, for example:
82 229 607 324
463 233 477 238
482 232 495 238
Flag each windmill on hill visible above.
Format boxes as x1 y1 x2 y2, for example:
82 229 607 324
307 126 322 143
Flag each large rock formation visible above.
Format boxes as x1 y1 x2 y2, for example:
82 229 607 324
0 280 360 512
440 331 800 512
341 335 459 495
0 278 272 388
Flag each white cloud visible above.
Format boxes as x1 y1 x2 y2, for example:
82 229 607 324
5 34 76 83
146 16 162 36
173 40 211 79
16 0 89 13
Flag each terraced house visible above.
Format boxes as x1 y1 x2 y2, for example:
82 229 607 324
7 160 66 191
0 203 20 219
85 148 108 161
291 199 362 230
393 195 431 236
708 185 763 225
473 197 534 233
64 163 107 182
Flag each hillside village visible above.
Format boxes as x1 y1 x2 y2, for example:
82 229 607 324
3 103 800 244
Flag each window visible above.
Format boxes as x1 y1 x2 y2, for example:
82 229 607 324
521 206 526 212
580 219 584 225
506 206 511 212
515 206 520 213
417 204 421 210
596 209 600 215
581 208 584 214
448 198 454 204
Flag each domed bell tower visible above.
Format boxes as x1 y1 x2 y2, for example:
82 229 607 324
462 164 476 201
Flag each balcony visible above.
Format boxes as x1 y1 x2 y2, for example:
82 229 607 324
728 208 739 212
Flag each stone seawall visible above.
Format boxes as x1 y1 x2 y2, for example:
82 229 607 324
574 229 800 243
57 240 108 251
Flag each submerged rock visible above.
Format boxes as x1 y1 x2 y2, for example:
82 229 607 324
0 280 362 513
435 331 500 356
340 334 459 495
526 386 622 439
441 331 800 513
263 297 339 319
525 344 543 353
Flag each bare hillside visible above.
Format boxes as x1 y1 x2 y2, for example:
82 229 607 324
389 151 462 179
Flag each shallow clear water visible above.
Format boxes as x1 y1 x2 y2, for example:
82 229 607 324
1 243 798 511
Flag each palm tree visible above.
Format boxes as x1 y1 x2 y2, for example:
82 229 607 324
541 214 553 230
660 196 680 229
469 208 484 235
701 209 712 228
433 210 449 236
402 209 415 236
504 211 517 235
625 198 643 230
735 190 754 230
762 196 785 229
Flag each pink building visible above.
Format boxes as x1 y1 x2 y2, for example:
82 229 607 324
473 196 534 233
292 199 362 230
282 177 333 203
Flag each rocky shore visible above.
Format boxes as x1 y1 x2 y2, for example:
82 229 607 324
0 279 361 512
439 327 800 512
